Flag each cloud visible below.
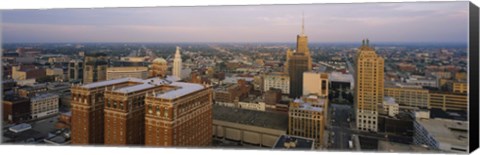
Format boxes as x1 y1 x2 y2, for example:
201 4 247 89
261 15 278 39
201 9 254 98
2 2 469 43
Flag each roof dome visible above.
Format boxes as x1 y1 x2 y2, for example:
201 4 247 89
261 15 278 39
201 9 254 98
153 57 167 64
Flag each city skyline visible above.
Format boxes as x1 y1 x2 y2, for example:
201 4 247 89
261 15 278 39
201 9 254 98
2 2 468 43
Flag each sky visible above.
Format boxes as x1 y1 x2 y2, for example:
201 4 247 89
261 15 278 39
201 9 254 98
1 2 470 43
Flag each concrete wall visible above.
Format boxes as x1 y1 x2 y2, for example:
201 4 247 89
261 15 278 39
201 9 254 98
212 120 285 147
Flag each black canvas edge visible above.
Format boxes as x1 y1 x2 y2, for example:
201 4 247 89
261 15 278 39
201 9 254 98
469 1 479 154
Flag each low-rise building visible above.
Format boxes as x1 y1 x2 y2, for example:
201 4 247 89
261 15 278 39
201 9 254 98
452 82 467 93
428 92 467 111
413 118 468 153
380 97 399 117
264 72 290 95
212 105 288 147
328 71 354 90
272 135 315 150
3 96 31 123
30 93 59 119
106 66 148 80
384 87 429 109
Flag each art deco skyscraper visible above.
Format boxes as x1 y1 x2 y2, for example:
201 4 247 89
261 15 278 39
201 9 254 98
285 14 313 98
173 46 182 79
354 39 384 132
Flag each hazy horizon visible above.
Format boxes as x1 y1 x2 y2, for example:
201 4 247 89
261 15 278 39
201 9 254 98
2 2 469 43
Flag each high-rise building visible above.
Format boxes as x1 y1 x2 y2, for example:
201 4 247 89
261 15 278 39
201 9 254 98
144 81 213 146
285 14 312 98
264 72 290 95
288 94 328 149
103 78 165 145
71 80 114 144
68 59 83 82
83 53 108 84
150 57 168 78
106 66 148 80
71 76 212 146
303 72 329 97
354 39 384 132
173 46 182 79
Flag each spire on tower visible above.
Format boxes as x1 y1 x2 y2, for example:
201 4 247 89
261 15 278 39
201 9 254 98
302 12 305 35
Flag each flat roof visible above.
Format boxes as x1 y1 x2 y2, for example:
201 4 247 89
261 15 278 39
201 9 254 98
9 123 32 133
155 82 205 99
378 140 440 153
273 135 315 150
329 71 354 83
416 118 468 147
107 66 148 72
82 76 202 100
81 77 144 89
31 93 59 100
213 105 288 131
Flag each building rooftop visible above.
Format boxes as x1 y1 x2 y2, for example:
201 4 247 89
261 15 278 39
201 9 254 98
106 66 148 72
292 96 326 112
273 135 315 150
9 123 32 133
329 71 354 83
223 76 254 84
416 118 468 148
81 77 144 89
155 82 205 99
377 140 440 153
213 104 288 131
82 76 202 100
31 93 59 101
383 97 397 105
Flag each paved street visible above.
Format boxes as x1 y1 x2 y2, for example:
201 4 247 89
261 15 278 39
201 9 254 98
327 103 354 150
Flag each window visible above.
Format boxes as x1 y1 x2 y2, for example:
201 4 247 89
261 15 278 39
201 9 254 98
148 105 153 114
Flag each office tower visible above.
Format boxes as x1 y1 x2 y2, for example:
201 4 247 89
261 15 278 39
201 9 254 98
173 46 182 79
285 14 313 98
288 95 328 149
68 59 83 82
264 72 290 95
83 53 108 84
106 66 148 80
150 57 168 78
303 72 329 97
354 39 384 132
145 81 213 146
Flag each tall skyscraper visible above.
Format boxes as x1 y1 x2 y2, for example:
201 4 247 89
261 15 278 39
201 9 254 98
173 46 182 79
83 53 108 84
285 14 313 98
354 39 384 132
